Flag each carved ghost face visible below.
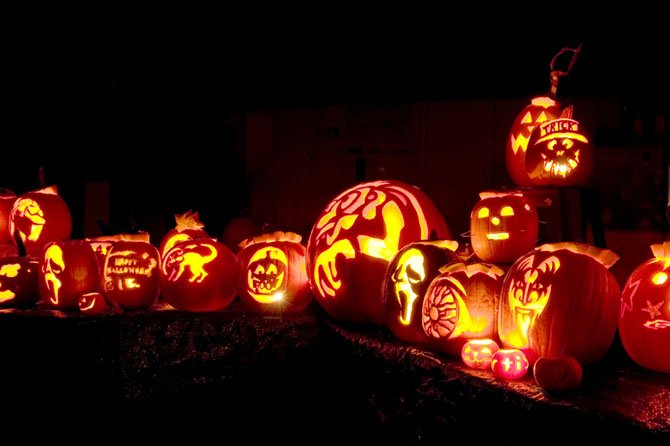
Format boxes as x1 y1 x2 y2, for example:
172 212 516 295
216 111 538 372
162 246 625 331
43 244 65 305
391 248 426 326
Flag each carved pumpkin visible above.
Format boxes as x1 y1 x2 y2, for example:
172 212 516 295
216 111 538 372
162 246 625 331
470 191 538 264
102 238 160 309
160 239 238 312
525 117 593 186
9 186 72 257
506 97 562 186
533 356 582 390
307 180 450 324
236 231 312 313
422 262 503 356
619 242 670 373
461 338 500 370
39 240 99 310
491 348 529 380
79 292 113 316
382 240 459 344
0 257 39 307
0 189 16 245
87 232 152 274
499 243 620 364
158 210 209 260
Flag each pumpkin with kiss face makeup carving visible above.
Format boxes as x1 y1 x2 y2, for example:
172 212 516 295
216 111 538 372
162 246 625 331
506 97 562 186
307 180 450 324
619 242 670 373
237 231 312 314
470 191 538 264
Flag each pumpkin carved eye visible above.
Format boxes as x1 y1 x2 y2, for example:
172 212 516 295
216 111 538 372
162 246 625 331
521 112 533 124
500 206 514 217
477 207 489 218
561 138 574 149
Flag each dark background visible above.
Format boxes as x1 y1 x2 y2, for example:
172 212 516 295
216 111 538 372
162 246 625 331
2 25 667 239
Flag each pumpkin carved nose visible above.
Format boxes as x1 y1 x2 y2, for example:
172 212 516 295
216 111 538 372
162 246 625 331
491 217 500 226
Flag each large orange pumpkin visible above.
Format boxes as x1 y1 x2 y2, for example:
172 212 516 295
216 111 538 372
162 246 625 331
9 186 72 257
421 262 503 356
498 243 620 364
102 239 160 309
236 231 312 314
306 180 450 324
158 210 209 260
39 240 99 310
382 240 459 344
506 97 562 186
160 239 238 312
525 116 593 186
619 242 670 373
0 189 16 245
470 191 538 264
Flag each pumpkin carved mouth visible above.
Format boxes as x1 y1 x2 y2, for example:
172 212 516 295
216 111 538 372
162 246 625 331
486 232 510 240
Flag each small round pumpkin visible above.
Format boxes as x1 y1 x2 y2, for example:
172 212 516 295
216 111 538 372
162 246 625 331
0 189 17 245
491 348 529 380
39 240 99 310
422 262 503 356
619 242 670 373
9 185 72 257
533 356 582 390
158 210 209 260
236 231 312 313
160 239 238 312
306 180 450 324
382 240 459 344
461 338 500 370
506 97 562 186
470 191 538 264
498 243 620 364
525 117 593 186
102 238 160 309
0 257 39 307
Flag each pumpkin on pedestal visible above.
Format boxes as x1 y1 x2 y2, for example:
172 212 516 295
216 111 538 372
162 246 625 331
506 97 562 186
39 240 99 310
160 239 238 312
470 191 538 264
421 262 503 356
102 236 160 310
9 186 72 257
236 231 311 313
382 240 459 344
619 242 670 373
525 116 593 186
306 180 450 324
158 210 209 259
0 189 17 245
498 243 620 364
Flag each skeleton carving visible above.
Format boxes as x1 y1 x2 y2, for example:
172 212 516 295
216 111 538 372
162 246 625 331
164 243 217 283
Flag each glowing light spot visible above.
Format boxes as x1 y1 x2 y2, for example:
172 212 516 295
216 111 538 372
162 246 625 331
653 272 668 285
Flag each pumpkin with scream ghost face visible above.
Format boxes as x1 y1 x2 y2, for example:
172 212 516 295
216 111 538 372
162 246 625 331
307 180 450 324
619 242 670 373
470 191 538 264
237 231 312 313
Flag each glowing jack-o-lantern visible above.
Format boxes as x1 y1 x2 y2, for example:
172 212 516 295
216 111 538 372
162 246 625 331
236 231 312 313
461 339 500 370
87 232 152 275
470 191 538 264
9 186 72 257
491 348 529 380
102 238 159 309
382 240 459 344
506 97 562 186
160 239 237 312
307 180 450 324
0 257 39 307
0 189 17 245
422 262 503 356
38 240 99 310
499 243 620 364
619 242 670 373
158 210 209 260
79 292 114 316
525 117 593 186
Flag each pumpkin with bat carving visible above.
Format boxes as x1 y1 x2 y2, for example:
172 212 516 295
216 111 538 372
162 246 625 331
236 231 311 313
498 243 620 364
160 239 238 312
619 242 670 373
506 97 562 186
10 186 72 257
307 180 450 324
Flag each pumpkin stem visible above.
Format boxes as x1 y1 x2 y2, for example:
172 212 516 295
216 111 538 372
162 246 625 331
38 166 47 188
548 44 582 99
13 229 26 258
